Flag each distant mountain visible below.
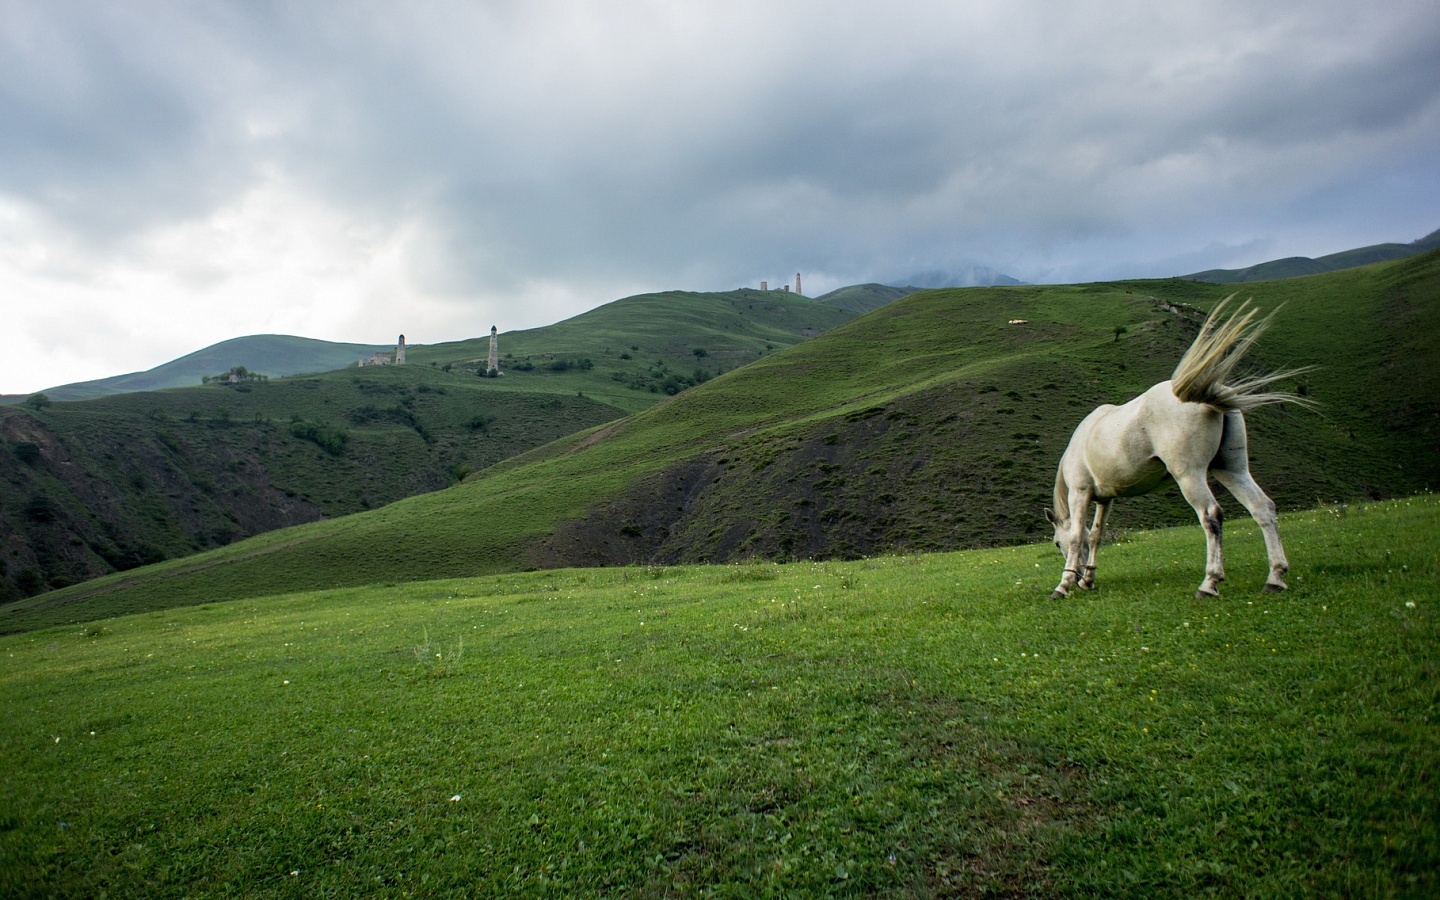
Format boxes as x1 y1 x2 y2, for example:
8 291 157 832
813 283 923 313
1186 228 1440 283
4 335 393 403
898 265 1025 288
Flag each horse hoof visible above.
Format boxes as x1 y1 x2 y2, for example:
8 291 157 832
1050 590 1068 600
1262 582 1286 593
1195 589 1219 600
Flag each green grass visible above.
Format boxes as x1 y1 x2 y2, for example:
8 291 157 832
2 496 1435 897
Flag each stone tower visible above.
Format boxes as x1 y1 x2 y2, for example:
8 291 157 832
760 280 768 291
795 273 802 296
487 325 500 375
395 334 406 365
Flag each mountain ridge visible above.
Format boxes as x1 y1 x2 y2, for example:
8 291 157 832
1186 227 1440 283
2 334 394 404
8 250 1434 631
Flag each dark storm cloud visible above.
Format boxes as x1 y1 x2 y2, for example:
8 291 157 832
2 0 1438 392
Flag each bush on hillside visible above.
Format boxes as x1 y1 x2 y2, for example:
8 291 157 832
290 421 349 456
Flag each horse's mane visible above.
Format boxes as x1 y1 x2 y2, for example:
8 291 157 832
1170 297 1317 412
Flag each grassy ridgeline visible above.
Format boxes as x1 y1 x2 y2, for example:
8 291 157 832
2 497 1436 896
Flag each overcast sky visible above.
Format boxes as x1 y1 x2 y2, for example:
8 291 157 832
2 0 1437 394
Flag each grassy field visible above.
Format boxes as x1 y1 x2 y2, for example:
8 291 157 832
2 496 1435 897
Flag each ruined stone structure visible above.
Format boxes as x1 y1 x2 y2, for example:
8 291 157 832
486 326 501 375
358 334 406 367
758 274 803 295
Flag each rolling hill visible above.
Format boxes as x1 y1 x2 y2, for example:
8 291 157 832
1 334 394 403
7 251 1435 631
1185 227 1440 283
811 283 924 313
0 288 885 603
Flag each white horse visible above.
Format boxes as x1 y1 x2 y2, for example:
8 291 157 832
1046 298 1314 599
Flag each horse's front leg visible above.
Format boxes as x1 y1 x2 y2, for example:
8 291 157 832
1051 495 1091 599
1079 501 1110 590
1177 472 1225 598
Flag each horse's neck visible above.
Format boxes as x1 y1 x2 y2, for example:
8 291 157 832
1053 467 1071 521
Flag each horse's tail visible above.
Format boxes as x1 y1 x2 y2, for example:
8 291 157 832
1170 297 1317 412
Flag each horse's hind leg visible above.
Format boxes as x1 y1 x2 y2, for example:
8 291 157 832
1176 471 1225 598
1079 501 1109 589
1212 469 1289 592
1211 411 1289 592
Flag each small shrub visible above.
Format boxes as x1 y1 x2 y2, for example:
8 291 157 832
23 495 56 523
15 567 45 594
290 421 349 456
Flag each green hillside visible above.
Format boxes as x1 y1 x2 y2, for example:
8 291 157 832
811 282 922 313
0 365 624 603
0 289 865 603
408 288 858 412
3 334 393 403
2 498 1435 895
8 252 1435 631
1186 227 1440 283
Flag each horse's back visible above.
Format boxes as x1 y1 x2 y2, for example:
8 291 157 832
1067 382 1226 498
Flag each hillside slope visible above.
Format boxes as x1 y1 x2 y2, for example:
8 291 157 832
0 289 863 601
7 251 1435 630
407 288 857 412
811 283 921 313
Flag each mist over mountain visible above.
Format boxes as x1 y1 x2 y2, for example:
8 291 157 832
895 265 1026 288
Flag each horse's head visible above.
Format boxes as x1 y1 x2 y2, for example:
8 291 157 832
1044 508 1068 555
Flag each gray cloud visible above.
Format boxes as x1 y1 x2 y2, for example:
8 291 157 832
2 0 1438 392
